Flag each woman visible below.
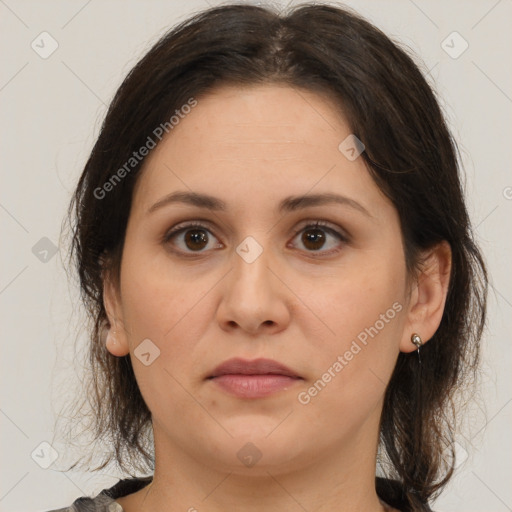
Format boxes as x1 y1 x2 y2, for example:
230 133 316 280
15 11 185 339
51 3 487 511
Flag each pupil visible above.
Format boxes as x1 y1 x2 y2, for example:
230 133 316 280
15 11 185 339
186 229 208 250
303 228 325 250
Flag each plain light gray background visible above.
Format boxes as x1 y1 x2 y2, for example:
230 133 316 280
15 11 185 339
1 0 511 511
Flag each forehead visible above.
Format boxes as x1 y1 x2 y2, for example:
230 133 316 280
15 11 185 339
131 84 389 217
170 83 347 151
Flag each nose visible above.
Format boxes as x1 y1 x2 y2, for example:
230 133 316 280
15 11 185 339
215 240 291 336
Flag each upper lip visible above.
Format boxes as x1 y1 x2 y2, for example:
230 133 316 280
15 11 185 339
208 358 302 379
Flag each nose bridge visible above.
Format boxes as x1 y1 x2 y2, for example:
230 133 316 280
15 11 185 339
231 234 274 301
217 233 290 333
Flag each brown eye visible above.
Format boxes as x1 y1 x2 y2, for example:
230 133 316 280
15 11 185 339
164 220 346 257
301 228 326 251
164 223 222 254
290 222 347 255
183 228 209 251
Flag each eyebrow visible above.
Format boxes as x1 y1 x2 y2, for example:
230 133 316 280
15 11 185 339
147 191 372 217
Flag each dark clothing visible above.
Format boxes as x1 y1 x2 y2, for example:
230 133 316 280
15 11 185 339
46 476 433 511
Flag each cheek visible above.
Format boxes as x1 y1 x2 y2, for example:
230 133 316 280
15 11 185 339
119 247 220 368
311 249 405 341
297 252 406 397
118 253 216 422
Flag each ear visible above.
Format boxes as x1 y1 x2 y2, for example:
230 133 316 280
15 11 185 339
103 268 130 357
400 241 452 353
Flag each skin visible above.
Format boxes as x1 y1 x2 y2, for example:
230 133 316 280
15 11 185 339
104 84 451 512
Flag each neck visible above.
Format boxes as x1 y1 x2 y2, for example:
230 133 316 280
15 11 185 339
129 416 388 512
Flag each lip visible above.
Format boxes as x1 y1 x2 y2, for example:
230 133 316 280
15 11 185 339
209 357 301 379
207 358 303 399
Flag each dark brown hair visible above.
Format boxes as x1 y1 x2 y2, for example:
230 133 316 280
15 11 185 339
63 3 487 510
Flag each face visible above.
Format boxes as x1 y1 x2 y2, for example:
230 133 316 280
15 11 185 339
105 84 419 476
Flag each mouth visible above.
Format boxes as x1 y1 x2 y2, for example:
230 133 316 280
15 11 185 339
207 357 303 399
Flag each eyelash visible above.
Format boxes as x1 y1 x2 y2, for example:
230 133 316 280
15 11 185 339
162 220 349 258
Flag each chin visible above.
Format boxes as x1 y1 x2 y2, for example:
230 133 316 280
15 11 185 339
199 419 315 474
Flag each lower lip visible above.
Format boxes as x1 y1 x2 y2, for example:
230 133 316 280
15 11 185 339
209 374 301 398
